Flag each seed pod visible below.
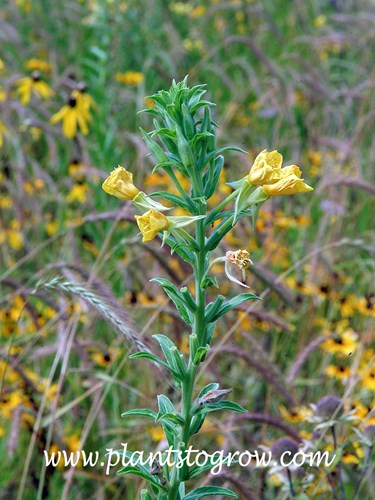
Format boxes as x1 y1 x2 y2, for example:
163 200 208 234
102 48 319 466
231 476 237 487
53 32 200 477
197 388 233 407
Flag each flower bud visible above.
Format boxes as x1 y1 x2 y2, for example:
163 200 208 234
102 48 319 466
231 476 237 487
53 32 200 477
271 437 299 462
135 209 169 242
102 166 139 200
316 395 342 418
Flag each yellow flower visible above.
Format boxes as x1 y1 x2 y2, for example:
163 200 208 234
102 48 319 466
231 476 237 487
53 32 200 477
279 405 312 423
72 84 96 119
67 183 89 203
115 71 144 86
25 58 51 72
263 173 313 196
102 166 139 200
248 149 286 185
245 149 313 198
325 364 351 380
135 209 169 242
50 95 89 138
321 330 358 356
15 72 54 104
360 368 375 391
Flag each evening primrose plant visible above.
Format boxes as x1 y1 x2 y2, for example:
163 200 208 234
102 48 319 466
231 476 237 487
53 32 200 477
102 78 313 500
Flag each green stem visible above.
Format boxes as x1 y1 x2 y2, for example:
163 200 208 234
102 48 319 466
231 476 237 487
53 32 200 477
205 189 239 225
168 213 207 500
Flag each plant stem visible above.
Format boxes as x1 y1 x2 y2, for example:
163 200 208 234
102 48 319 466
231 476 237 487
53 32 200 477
168 212 207 499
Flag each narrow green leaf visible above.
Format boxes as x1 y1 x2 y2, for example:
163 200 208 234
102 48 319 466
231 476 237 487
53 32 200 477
183 485 237 499
208 293 260 323
194 400 247 415
121 408 157 419
117 466 167 491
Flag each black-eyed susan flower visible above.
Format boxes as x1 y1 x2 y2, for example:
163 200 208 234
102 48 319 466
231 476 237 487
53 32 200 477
360 368 375 391
50 95 89 138
115 71 144 86
279 405 312 423
15 71 54 104
321 330 358 356
25 58 51 73
72 82 96 117
325 364 351 381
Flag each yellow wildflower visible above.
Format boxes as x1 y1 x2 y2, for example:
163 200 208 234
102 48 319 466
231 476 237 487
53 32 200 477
115 71 144 86
325 364 351 380
263 173 313 196
135 209 169 242
279 405 312 423
321 330 358 356
360 367 375 391
50 95 89 138
67 183 89 203
25 58 51 72
248 149 286 185
15 71 54 104
102 166 139 200
72 83 96 118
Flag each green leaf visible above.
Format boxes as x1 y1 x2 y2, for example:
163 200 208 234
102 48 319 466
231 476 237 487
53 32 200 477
117 466 167 491
151 277 193 324
190 414 205 435
194 400 247 415
193 346 209 365
207 293 260 323
203 146 247 167
188 457 238 479
150 191 190 211
129 352 177 375
157 394 175 414
153 334 180 370
156 394 177 447
183 486 237 499
176 127 195 169
205 295 225 323
121 408 157 419
140 490 153 500
201 276 218 290
197 383 219 399
140 128 169 163
203 155 224 199
155 412 185 426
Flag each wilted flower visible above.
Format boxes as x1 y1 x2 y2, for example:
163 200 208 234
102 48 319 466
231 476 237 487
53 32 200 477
225 249 253 288
102 166 140 200
135 209 169 242
15 71 54 104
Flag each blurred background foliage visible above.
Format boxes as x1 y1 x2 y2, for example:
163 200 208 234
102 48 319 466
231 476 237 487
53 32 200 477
0 0 374 498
